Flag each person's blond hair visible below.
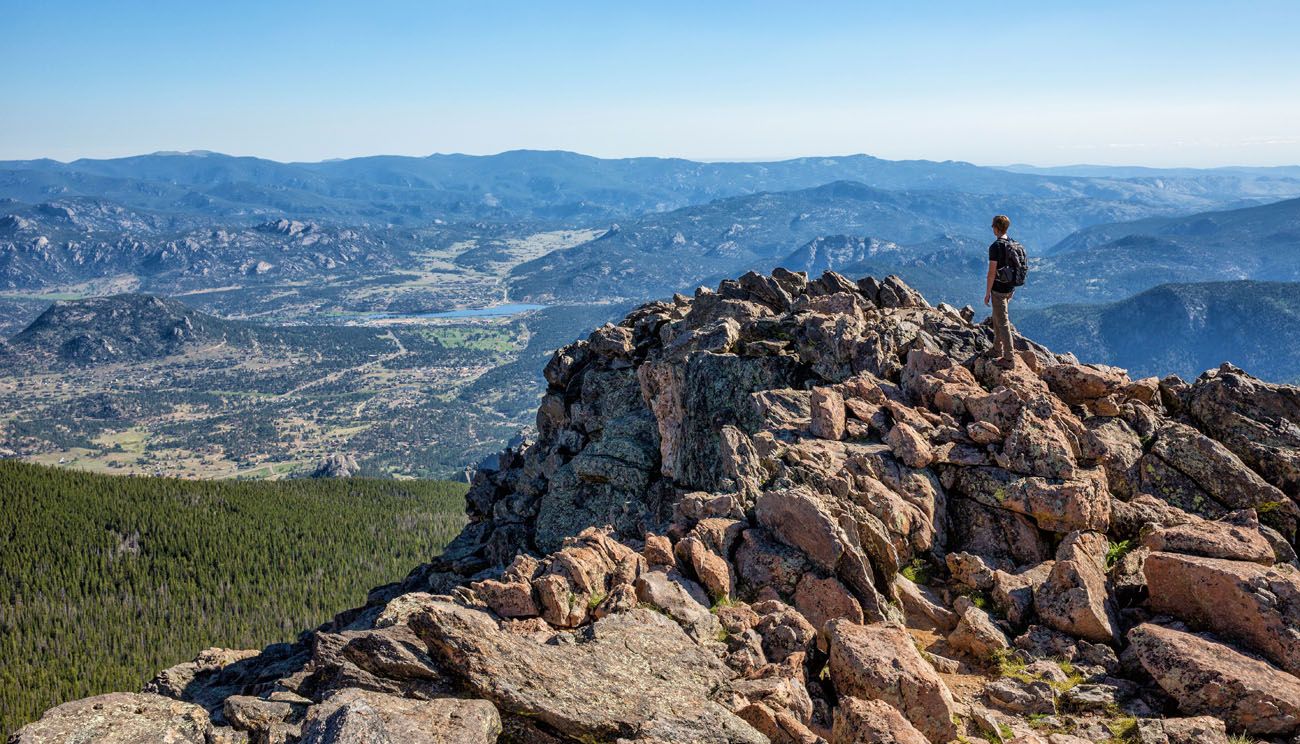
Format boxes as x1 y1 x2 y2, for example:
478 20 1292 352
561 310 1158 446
992 214 1011 232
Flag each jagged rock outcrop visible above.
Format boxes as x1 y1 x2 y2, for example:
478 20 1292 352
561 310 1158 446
312 453 360 478
17 269 1300 743
1187 363 1300 493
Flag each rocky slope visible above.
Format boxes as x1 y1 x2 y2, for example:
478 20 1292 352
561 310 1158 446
13 269 1300 744
780 234 989 308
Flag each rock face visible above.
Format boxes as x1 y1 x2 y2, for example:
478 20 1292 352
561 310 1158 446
1134 716 1229 744
832 697 930 744
1144 551 1300 675
826 620 958 743
412 601 763 742
1034 531 1120 644
1141 419 1297 531
297 689 500 744
1129 623 1300 735
311 453 360 478
23 269 1300 742
1140 508 1275 563
9 693 214 743
1187 363 1300 493
947 603 1010 659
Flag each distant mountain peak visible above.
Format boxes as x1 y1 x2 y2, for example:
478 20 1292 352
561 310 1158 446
147 150 222 158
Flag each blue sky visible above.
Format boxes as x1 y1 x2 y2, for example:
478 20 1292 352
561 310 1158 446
2 0 1298 166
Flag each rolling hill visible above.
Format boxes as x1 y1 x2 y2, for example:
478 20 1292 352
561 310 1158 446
5 151 1298 326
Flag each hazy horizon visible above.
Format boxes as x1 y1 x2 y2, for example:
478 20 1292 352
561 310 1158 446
5 147 1300 172
5 0 1299 167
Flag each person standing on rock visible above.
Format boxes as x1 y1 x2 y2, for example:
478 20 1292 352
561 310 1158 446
984 214 1027 368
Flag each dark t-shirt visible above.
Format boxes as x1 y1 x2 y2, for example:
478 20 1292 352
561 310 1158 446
989 238 1015 294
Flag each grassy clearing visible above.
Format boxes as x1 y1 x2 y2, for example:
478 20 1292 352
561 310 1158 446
415 323 524 352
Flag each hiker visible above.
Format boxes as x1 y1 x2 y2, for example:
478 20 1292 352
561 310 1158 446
984 214 1028 368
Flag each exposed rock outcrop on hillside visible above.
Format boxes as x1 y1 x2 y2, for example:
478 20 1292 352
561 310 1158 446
14 269 1300 743
4 294 236 365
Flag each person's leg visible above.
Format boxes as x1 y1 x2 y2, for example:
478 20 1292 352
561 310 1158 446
992 291 1015 362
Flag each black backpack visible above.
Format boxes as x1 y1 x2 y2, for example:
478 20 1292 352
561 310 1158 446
995 237 1029 287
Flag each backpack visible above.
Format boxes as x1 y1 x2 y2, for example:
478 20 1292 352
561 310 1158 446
995 237 1029 287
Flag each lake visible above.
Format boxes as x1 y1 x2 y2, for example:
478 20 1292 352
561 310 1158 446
360 303 547 320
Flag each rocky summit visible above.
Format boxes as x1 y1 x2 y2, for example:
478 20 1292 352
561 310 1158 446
14 268 1300 744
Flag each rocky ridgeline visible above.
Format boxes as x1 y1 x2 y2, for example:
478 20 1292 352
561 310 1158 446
13 269 1300 744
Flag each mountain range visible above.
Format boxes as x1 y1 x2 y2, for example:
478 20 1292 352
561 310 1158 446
6 150 1296 226
4 148 1300 484
4 150 1300 324
510 189 1300 309
505 179 1201 303
1020 196 1300 305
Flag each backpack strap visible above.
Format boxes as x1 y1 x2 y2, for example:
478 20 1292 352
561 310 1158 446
994 236 1011 259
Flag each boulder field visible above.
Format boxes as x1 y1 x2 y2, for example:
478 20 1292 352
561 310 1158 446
14 269 1300 744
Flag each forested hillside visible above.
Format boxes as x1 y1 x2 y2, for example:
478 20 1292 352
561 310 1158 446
1017 280 1300 382
0 462 467 737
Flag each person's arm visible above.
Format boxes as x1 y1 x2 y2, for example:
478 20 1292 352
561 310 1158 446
985 260 997 306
